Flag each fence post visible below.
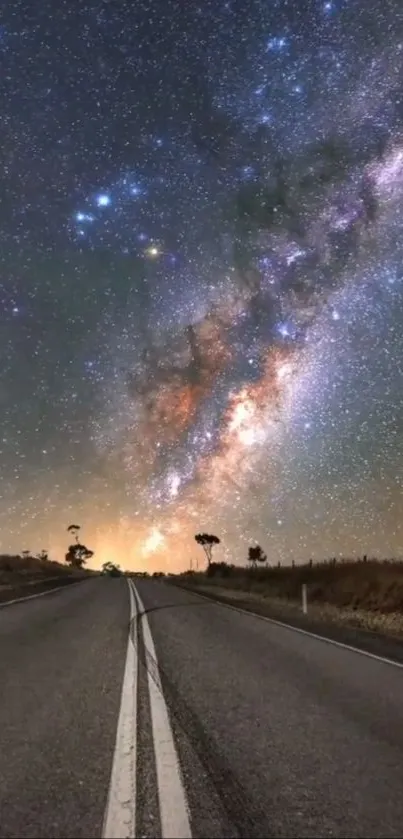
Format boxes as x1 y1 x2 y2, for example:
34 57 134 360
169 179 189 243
302 583 308 615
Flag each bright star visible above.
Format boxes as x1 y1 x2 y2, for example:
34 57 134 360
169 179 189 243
96 193 111 208
75 212 94 223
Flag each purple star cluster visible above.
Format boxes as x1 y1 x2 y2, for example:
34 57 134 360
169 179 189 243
1 0 403 569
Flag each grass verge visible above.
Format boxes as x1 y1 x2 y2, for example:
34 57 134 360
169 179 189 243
173 558 403 639
0 553 90 604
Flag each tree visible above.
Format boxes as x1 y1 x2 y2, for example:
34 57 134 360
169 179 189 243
37 549 49 562
65 543 94 569
67 524 80 543
195 533 220 567
101 561 121 577
247 544 267 569
65 524 94 569
21 550 31 560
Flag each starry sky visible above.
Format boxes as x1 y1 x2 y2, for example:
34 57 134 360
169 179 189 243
2 0 403 571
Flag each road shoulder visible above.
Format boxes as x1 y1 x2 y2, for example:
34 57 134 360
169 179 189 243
173 581 403 666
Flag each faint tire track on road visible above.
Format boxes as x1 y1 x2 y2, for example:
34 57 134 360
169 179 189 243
132 586 274 839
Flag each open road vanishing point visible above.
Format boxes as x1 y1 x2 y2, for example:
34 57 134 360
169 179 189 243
1 577 403 838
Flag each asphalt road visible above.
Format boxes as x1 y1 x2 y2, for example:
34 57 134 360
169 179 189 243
1 578 403 838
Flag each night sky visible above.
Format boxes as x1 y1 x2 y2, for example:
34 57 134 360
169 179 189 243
2 0 403 570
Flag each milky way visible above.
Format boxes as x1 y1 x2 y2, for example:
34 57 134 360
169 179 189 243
1 1 403 569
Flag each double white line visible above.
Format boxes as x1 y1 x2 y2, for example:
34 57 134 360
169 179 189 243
102 579 192 839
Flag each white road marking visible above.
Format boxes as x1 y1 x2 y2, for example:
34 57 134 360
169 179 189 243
131 580 192 839
0 579 85 609
102 581 138 839
184 587 403 671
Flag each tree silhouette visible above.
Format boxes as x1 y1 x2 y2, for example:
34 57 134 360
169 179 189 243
37 549 49 562
101 561 121 577
65 543 94 569
195 533 220 567
67 524 80 543
247 544 267 568
65 524 94 569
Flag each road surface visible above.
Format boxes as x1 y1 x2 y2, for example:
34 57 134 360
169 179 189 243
1 577 403 838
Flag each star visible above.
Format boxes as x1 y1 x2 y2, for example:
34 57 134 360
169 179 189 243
146 245 160 257
95 194 111 208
